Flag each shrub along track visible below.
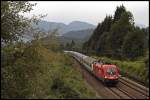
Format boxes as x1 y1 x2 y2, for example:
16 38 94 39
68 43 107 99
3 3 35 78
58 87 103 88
71 56 149 99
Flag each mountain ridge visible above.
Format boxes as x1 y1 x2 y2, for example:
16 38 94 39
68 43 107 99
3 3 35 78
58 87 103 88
33 20 96 35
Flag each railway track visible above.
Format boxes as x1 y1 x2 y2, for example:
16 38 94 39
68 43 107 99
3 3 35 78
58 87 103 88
70 55 149 99
108 87 132 99
120 77 149 96
118 77 149 99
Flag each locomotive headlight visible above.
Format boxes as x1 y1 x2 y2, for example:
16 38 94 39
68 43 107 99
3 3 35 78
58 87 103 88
104 76 107 78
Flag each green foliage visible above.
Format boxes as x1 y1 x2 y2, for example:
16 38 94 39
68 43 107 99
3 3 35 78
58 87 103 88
1 1 36 44
71 40 75 47
107 11 134 58
1 1 98 99
51 76 81 99
38 30 62 52
113 5 126 23
2 36 98 99
122 27 147 59
83 15 113 53
83 4 147 60
65 40 76 51
144 57 149 86
97 32 110 55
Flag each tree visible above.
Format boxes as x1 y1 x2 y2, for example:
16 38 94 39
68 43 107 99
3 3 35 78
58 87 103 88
113 4 126 23
1 1 36 44
70 40 75 50
85 23 102 51
122 27 147 59
82 4 147 60
65 43 70 50
96 16 113 54
97 32 110 56
144 57 149 85
107 11 134 57
83 15 113 54
141 27 149 49
82 41 89 53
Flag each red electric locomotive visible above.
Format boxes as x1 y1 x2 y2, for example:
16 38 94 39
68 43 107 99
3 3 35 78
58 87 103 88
91 60 120 84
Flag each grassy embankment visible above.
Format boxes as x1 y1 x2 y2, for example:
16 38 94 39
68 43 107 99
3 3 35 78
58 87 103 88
1 38 99 99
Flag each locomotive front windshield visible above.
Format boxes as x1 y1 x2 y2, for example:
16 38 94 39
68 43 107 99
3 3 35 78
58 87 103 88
106 68 116 75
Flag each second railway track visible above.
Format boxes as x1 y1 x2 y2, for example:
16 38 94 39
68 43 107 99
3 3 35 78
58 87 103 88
118 77 149 99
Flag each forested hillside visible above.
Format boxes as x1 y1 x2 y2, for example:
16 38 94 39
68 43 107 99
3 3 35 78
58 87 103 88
63 28 94 40
83 5 148 60
59 28 94 51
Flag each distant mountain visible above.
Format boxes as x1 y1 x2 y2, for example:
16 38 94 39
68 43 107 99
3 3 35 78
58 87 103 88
62 28 94 40
57 28 94 49
22 20 96 42
33 20 66 34
64 21 95 33
33 20 96 35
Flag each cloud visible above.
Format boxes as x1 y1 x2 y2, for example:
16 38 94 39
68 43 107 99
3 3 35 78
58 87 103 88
24 1 149 27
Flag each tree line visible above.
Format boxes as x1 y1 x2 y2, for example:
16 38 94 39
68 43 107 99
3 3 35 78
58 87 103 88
65 40 76 50
83 5 149 60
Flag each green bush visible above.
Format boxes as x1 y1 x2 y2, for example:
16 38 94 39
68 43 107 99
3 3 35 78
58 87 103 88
2 40 99 99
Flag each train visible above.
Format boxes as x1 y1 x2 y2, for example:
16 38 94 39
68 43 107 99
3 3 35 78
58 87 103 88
64 51 120 85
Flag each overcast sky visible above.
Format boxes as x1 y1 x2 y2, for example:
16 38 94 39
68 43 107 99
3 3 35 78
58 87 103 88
24 1 149 27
